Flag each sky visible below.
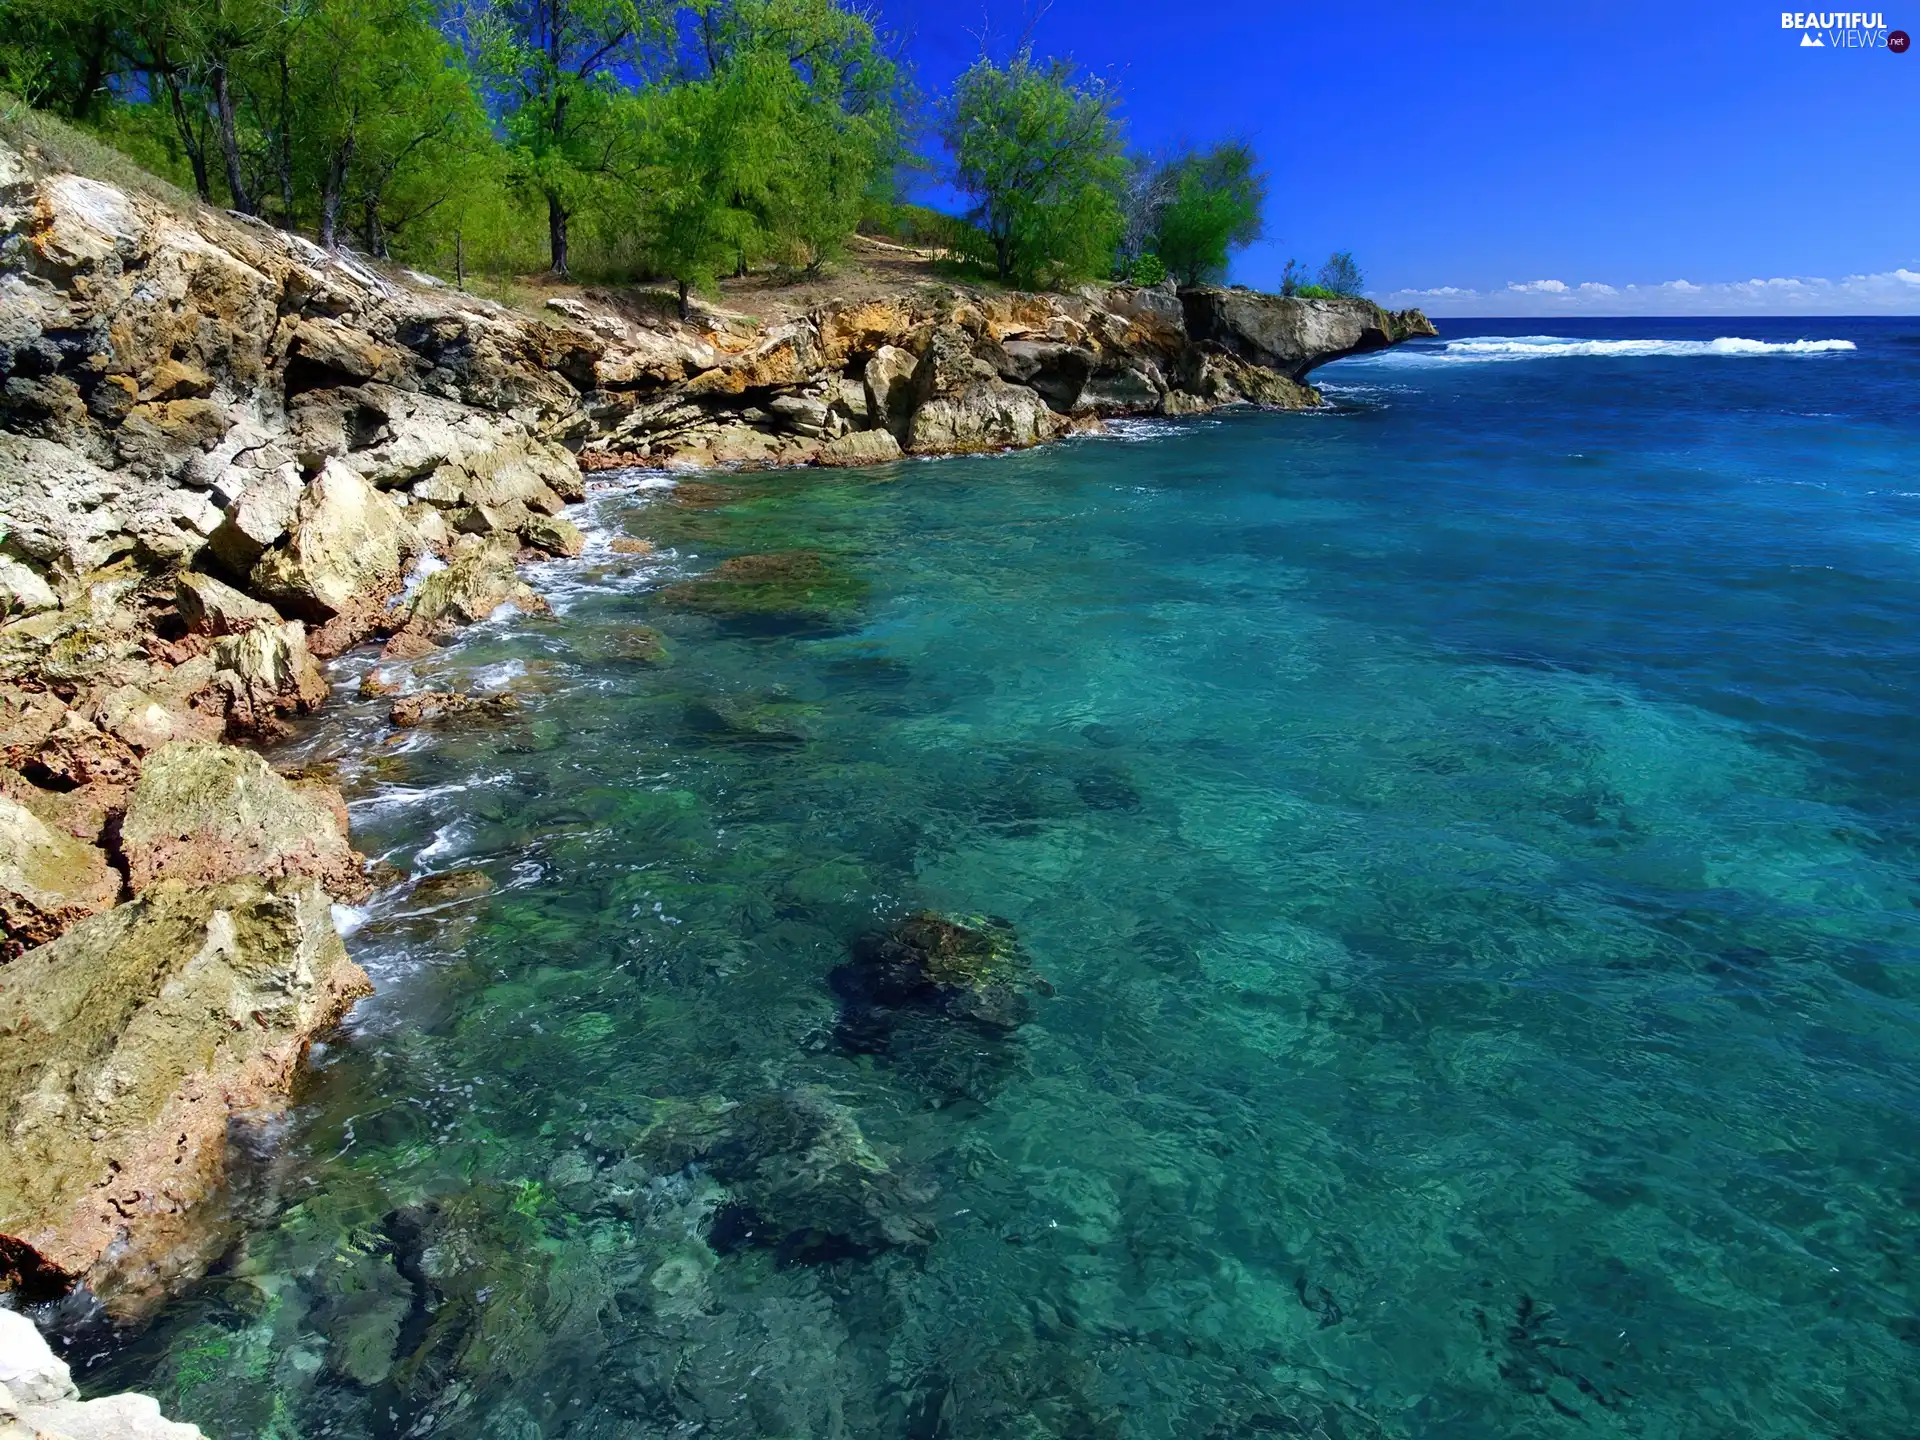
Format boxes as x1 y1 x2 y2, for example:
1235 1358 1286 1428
872 0 1920 314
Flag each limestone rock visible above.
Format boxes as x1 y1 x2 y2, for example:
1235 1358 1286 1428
211 620 329 734
174 571 280 636
118 740 364 898
206 466 303 577
520 513 584 558
906 379 1065 454
817 429 903 468
0 795 120 955
0 560 56 618
1078 363 1166 415
248 461 416 620
400 548 547 638
996 339 1096 411
388 690 517 728
1179 290 1438 380
0 876 369 1317
862 345 919 440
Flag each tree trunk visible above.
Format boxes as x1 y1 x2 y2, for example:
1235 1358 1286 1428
318 140 353 250
455 227 465 291
276 54 294 222
548 193 570 276
159 69 213 202
212 64 253 214
71 22 112 120
677 279 690 320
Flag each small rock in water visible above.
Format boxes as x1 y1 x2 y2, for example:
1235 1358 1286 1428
409 869 495 907
608 536 654 555
389 690 517 728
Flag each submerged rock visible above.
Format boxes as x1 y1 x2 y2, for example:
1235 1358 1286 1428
831 912 1039 1098
659 551 867 632
629 1088 935 1261
0 876 369 1317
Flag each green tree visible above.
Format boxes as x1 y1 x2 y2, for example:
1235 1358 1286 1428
1317 250 1364 296
626 72 754 313
1150 140 1266 287
465 0 666 274
940 50 1126 288
675 0 904 274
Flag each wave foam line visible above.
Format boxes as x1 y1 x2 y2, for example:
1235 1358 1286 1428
1387 335 1858 364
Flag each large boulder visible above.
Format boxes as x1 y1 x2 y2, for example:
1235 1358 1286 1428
904 325 1067 454
248 460 416 620
398 546 548 639
205 466 304 577
1178 290 1438 379
210 620 330 734
0 795 120 955
0 876 369 1317
118 740 363 898
907 380 1064 454
862 345 919 441
817 429 902 468
174 570 280 636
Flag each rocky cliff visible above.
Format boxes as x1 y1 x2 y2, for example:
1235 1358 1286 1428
0 131 1433 1322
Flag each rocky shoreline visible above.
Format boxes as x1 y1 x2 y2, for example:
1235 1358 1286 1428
0 125 1432 1353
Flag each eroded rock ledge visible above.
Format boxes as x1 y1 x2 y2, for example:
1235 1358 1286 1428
0 132 1432 1323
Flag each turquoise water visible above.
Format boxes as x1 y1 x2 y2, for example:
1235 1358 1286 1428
87 318 1920 1437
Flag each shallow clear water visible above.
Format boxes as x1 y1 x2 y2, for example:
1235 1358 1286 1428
86 317 1920 1438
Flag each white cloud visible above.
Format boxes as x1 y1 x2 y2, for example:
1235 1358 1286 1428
1378 267 1920 315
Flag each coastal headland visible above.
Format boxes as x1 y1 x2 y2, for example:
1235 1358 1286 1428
0 129 1430 1348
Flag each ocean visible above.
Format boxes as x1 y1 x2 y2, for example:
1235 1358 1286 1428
89 316 1920 1438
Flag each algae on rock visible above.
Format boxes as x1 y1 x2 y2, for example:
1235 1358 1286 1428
0 877 370 1316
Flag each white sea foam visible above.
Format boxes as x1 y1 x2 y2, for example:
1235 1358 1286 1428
1362 334 1858 367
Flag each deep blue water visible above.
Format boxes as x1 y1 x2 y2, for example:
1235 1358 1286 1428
92 315 1920 1439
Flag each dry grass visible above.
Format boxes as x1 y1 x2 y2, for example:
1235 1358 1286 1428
0 96 203 213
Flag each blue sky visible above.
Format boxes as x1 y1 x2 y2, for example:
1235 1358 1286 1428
875 0 1920 314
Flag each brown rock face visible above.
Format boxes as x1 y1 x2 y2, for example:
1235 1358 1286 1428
0 876 369 1317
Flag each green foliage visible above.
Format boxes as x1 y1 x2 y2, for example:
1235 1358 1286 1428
1122 250 1166 286
464 0 669 273
858 200 965 251
1149 140 1266 287
1317 249 1365 297
941 51 1126 288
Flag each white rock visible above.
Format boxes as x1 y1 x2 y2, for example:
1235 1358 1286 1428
0 1309 76 1406
0 557 58 615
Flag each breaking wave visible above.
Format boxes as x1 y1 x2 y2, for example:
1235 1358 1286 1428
1367 335 1858 366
